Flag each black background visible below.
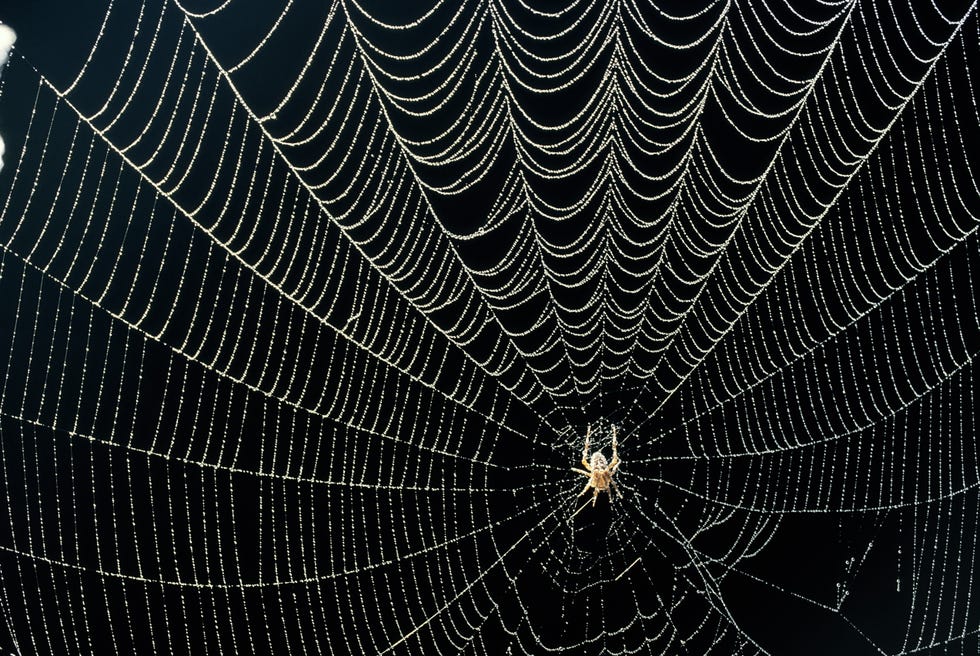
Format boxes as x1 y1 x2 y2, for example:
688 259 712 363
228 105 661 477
0 1 978 654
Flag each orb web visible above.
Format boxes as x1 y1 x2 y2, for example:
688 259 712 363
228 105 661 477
0 1 979 654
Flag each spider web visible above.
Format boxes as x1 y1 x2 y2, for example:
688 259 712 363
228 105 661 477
0 0 978 654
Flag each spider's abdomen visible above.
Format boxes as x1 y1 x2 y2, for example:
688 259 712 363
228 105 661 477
590 452 608 470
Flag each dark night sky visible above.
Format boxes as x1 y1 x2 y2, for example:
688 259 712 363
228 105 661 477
0 1 978 655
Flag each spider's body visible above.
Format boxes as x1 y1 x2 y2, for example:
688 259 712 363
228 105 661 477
571 426 621 506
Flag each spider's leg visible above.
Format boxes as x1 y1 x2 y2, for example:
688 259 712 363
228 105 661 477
579 482 591 497
612 479 622 498
582 425 591 469
591 487 599 506
610 426 621 471
571 468 592 477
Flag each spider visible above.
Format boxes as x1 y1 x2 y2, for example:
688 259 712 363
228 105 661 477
571 425 621 506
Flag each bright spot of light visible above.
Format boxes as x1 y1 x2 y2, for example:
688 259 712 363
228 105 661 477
0 23 16 173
